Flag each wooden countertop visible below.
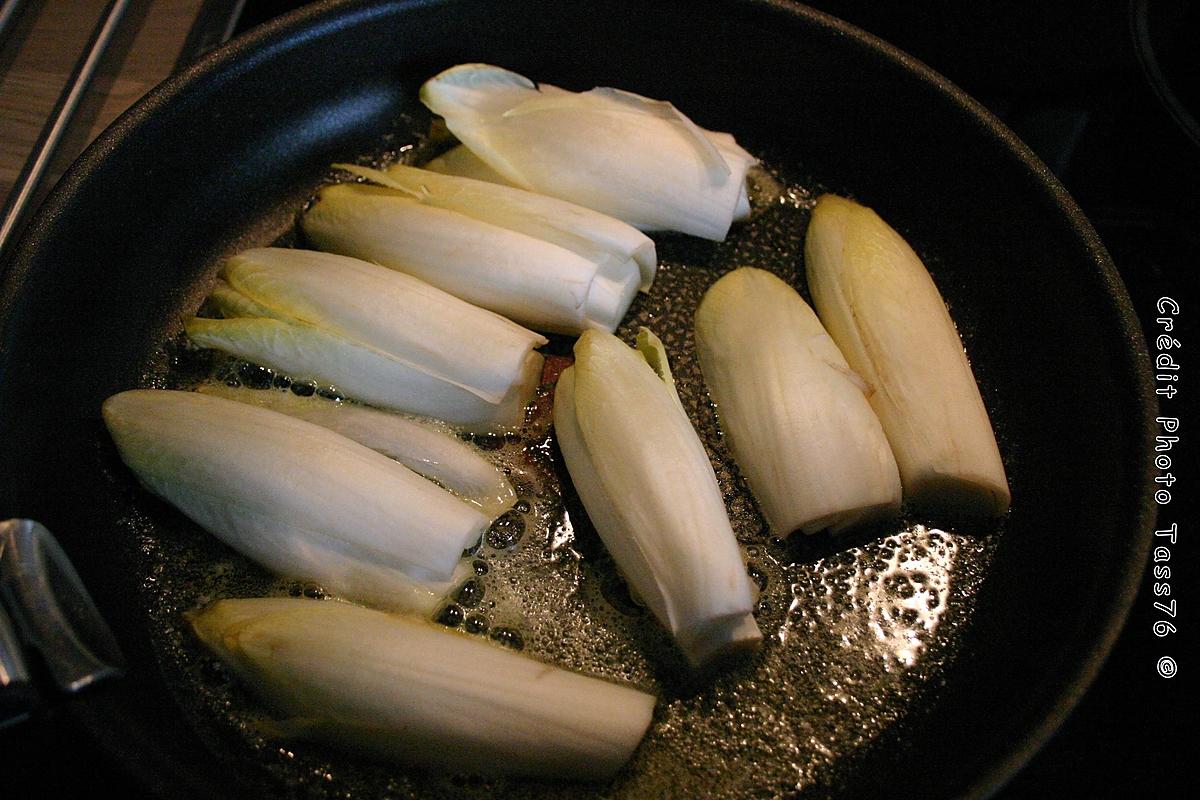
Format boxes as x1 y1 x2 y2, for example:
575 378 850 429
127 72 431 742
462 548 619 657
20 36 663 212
0 0 207 222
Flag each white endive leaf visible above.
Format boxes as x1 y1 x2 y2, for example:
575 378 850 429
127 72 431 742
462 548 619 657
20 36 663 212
419 64 756 240
196 382 516 519
805 194 1011 516
303 183 640 334
186 248 546 431
503 86 730 179
208 280 276 319
427 143 752 225
103 391 489 610
424 144 520 186
341 163 657 291
553 330 761 668
694 268 902 536
223 248 543 404
633 327 684 412
185 317 540 432
191 598 656 779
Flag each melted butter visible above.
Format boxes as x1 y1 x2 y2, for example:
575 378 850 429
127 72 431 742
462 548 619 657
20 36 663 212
785 525 958 667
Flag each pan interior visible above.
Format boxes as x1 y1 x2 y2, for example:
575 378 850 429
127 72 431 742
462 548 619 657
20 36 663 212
0 1 1153 798
123 133 1004 798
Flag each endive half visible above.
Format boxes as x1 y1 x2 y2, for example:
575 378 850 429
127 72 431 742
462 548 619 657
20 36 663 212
419 64 755 240
196 383 516 519
805 194 1010 516
103 390 486 612
425 144 754 230
191 598 656 779
425 144 753 226
424 144 515 186
695 268 902 535
184 247 546 431
553 330 761 668
302 164 655 335
349 164 656 291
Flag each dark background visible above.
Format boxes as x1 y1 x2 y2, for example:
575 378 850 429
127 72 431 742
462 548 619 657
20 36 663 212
3 0 1195 796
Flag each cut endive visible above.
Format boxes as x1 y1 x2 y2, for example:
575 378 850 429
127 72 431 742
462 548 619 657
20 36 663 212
695 268 902 536
805 194 1010 516
302 164 656 334
553 330 761 668
426 144 753 225
190 598 656 779
184 247 546 431
196 383 516 519
103 390 487 613
349 164 656 291
419 64 755 240
424 144 515 186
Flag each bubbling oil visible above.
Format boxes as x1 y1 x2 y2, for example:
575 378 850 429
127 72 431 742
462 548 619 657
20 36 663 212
116 144 1002 799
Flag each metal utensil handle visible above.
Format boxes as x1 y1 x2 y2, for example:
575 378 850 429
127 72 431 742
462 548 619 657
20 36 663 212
0 0 28 45
0 599 35 728
0 0 132 261
0 519 125 718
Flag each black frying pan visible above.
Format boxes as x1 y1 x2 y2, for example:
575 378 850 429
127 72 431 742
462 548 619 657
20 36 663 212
0 1 1156 797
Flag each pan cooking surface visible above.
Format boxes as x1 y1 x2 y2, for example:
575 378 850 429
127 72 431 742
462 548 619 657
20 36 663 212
0 2 1155 797
112 138 1007 798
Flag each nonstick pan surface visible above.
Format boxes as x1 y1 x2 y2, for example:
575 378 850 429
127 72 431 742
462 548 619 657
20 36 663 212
0 1 1156 797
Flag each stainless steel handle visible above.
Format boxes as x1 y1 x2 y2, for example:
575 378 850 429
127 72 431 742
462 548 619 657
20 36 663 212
0 599 34 729
0 519 124 726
